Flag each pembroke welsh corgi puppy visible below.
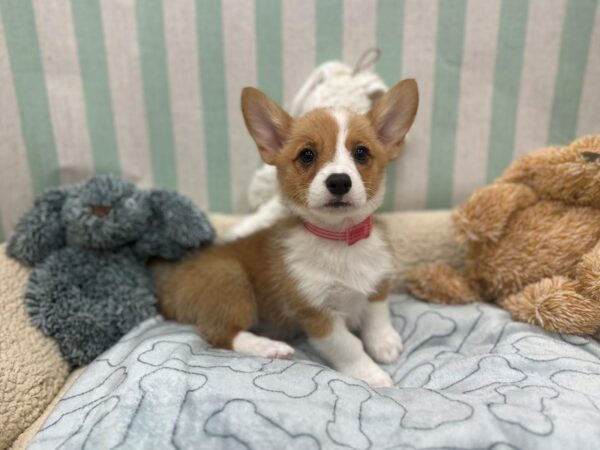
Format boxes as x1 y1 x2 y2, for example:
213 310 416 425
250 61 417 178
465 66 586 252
155 79 419 387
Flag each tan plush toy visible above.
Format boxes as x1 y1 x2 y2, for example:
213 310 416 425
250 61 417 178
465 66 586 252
407 135 600 335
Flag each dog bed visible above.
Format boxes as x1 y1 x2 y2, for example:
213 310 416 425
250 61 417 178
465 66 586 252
29 294 600 449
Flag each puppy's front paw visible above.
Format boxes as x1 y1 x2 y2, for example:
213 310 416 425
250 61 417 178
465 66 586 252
347 362 393 388
363 366 394 388
339 357 394 388
362 327 403 364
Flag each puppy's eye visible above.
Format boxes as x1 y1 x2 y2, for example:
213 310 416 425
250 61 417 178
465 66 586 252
352 145 370 164
581 151 600 163
297 148 316 166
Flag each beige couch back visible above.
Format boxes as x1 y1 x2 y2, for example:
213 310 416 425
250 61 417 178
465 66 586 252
0 0 598 239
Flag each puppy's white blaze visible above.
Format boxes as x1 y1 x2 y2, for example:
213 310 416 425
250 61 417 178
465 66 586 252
307 108 367 209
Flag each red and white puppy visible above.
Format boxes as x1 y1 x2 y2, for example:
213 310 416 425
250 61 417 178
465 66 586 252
155 80 418 387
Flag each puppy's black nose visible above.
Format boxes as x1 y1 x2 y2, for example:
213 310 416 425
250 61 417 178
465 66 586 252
325 173 352 196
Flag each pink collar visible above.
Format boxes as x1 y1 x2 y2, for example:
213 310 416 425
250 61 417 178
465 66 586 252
303 216 373 246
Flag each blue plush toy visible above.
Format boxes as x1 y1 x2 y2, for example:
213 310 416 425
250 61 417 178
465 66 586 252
7 175 214 366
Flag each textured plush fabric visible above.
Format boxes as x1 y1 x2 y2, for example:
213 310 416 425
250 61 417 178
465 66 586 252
1 0 599 237
0 243 70 450
1 211 231 449
408 135 600 336
10 368 84 450
29 296 600 449
380 210 464 291
0 210 236 450
7 175 215 366
0 210 461 449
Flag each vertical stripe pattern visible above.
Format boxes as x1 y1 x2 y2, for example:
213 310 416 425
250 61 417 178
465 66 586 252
395 0 438 210
255 0 283 104
548 0 599 145
578 2 600 137
486 0 530 182
513 0 567 158
342 0 376 66
101 0 153 187
282 0 316 108
0 12 34 238
376 0 404 211
196 0 231 212
163 0 208 207
33 0 95 184
0 0 59 194
222 0 258 212
452 0 502 205
316 0 343 64
136 0 177 190
487 0 529 181
71 0 121 176
426 0 467 208
0 0 599 238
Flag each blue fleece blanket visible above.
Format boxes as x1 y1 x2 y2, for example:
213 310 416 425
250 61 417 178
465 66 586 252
30 295 600 449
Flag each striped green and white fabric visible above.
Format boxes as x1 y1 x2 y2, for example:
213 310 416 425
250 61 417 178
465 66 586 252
0 0 598 239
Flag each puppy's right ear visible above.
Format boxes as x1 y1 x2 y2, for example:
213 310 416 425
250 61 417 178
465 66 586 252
241 87 291 164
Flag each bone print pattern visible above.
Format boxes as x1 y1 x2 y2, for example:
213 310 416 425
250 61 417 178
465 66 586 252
487 385 558 435
30 295 600 450
204 400 320 450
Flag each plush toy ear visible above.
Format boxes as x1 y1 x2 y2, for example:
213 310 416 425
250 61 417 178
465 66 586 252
289 62 332 116
7 188 68 265
367 78 419 160
241 87 292 165
133 191 215 261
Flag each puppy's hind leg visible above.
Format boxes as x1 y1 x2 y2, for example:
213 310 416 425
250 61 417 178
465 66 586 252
232 331 295 359
157 256 292 359
203 260 294 359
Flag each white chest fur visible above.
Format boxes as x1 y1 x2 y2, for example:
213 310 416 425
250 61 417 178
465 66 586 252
282 224 394 327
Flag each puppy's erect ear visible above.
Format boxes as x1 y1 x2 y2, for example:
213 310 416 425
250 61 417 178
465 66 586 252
367 79 419 160
241 87 292 164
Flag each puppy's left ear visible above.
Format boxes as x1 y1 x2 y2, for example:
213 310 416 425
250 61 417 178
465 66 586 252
241 87 292 165
368 79 419 160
